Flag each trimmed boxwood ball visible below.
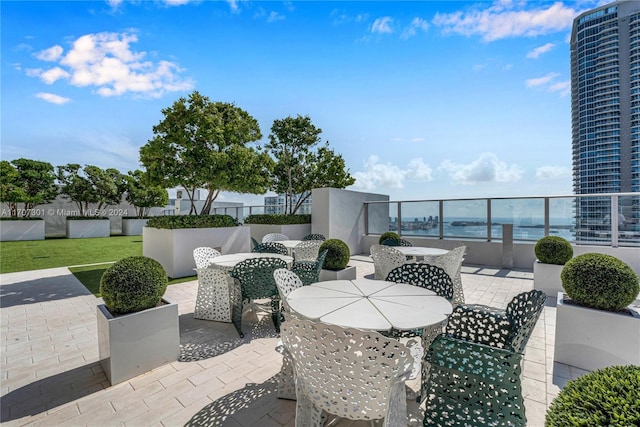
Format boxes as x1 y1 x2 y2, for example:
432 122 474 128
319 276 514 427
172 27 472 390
100 256 169 315
378 231 400 245
535 236 573 265
545 365 640 426
561 253 639 311
319 239 350 271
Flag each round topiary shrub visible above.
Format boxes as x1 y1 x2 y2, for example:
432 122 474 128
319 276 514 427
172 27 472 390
561 253 639 311
545 365 640 427
100 256 169 315
378 231 400 245
535 236 573 265
319 239 350 271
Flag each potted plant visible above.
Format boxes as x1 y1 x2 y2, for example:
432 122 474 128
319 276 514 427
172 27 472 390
143 214 249 278
554 253 639 371
533 235 573 297
318 238 356 281
243 213 311 242
121 170 168 236
545 365 640 426
378 231 400 244
97 256 179 385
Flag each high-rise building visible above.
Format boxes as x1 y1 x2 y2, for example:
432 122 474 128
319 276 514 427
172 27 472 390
571 0 640 237
264 194 312 215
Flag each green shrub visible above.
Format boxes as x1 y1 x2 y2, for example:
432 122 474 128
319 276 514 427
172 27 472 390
100 256 168 315
243 214 311 225
146 214 238 229
378 231 400 244
545 365 640 427
319 239 350 270
535 236 573 265
561 253 639 311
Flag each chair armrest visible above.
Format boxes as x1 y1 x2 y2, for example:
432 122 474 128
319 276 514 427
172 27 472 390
445 304 512 349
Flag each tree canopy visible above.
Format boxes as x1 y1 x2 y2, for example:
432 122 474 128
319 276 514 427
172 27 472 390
125 170 169 217
57 164 125 216
140 91 273 215
266 115 354 214
0 158 58 217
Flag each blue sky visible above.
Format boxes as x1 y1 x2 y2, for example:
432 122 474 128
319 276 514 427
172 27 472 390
1 0 606 206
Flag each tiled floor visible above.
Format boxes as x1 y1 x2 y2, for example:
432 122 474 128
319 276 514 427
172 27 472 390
0 256 587 426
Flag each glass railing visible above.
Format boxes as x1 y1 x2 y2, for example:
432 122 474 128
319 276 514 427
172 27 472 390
364 193 640 247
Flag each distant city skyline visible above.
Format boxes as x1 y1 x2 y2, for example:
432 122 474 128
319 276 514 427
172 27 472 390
2 1 604 205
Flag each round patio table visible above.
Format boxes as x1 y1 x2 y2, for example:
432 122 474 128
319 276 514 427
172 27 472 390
277 240 302 256
209 253 293 272
286 278 452 331
394 246 449 257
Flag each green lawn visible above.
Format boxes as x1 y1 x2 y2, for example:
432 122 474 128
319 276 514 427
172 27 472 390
0 236 196 297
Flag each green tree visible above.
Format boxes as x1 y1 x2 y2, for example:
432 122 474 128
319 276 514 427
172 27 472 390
57 164 125 216
140 91 273 215
125 170 169 217
266 115 355 214
0 159 58 217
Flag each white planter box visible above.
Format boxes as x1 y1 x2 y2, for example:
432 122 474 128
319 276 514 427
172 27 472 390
0 219 45 241
554 292 640 372
97 297 180 385
66 219 110 238
533 260 565 297
143 226 250 278
121 218 148 236
245 223 311 243
319 265 357 281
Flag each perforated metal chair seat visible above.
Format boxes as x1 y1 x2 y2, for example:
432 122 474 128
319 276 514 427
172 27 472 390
301 233 326 241
194 268 232 322
291 249 328 286
262 232 289 243
252 242 288 255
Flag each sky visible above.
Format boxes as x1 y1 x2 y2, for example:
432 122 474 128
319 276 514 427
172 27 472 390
1 0 609 206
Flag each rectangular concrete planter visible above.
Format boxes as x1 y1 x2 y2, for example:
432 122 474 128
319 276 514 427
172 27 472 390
245 223 311 243
554 292 640 372
66 218 110 238
533 260 565 297
121 218 149 236
143 226 250 278
0 219 45 241
319 265 357 281
97 297 180 386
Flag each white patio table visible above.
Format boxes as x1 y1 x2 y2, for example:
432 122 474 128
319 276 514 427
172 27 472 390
286 278 452 332
208 253 293 272
394 246 449 263
276 240 302 256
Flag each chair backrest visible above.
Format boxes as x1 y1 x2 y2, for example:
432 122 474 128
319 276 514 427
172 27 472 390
193 246 221 269
262 233 289 243
430 246 466 305
370 244 406 281
280 318 414 421
251 236 260 250
505 290 547 353
386 263 454 300
293 240 322 262
301 233 326 241
381 238 401 246
230 257 288 300
273 268 303 300
252 242 288 255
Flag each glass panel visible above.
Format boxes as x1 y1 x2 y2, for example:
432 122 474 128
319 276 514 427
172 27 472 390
398 201 439 237
549 197 577 242
574 195 612 245
442 199 488 240
619 194 640 247
492 198 544 241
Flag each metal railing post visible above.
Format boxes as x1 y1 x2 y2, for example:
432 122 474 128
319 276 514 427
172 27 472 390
397 202 402 237
487 199 492 242
438 201 444 239
544 198 550 237
364 203 369 235
612 195 619 248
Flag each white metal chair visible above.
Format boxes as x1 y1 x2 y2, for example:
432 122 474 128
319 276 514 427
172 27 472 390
429 245 466 305
292 240 322 262
370 244 406 280
193 246 221 269
194 268 232 322
262 232 289 243
273 268 304 400
281 318 414 426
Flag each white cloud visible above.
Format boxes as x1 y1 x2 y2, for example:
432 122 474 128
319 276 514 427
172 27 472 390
163 0 193 5
401 17 429 39
525 72 559 88
439 153 523 184
106 0 123 9
548 80 570 97
536 165 571 180
526 42 555 59
267 11 285 23
227 0 239 12
35 45 63 61
371 17 393 34
27 31 194 98
35 92 71 104
350 155 433 191
433 1 582 42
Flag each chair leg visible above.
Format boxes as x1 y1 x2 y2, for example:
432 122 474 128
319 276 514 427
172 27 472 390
271 296 281 333
230 282 244 338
